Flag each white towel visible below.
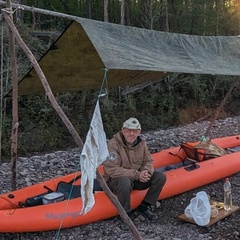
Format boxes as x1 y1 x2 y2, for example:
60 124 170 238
80 99 109 214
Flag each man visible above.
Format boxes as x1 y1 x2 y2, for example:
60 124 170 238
103 117 166 220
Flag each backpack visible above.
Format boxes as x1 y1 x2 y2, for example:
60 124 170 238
180 139 226 162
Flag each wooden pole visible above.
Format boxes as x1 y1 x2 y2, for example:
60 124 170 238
2 8 143 240
0 1 81 21
2 9 83 149
5 0 19 190
204 77 239 137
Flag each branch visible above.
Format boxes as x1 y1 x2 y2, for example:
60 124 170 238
96 171 143 239
5 0 19 191
121 80 162 96
204 77 239 137
2 9 84 149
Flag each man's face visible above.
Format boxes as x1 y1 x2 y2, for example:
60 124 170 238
121 128 141 144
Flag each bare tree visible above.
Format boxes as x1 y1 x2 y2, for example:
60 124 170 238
125 0 131 25
238 0 240 34
120 0 125 25
164 0 169 32
215 0 219 35
139 0 160 30
86 0 92 19
5 0 19 190
104 0 109 22
13 0 22 22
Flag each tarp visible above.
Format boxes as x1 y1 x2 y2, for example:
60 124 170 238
14 17 240 95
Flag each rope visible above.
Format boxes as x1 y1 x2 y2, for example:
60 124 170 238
0 196 19 209
98 68 108 97
55 68 109 239
1 8 13 14
2 6 24 15
54 162 81 240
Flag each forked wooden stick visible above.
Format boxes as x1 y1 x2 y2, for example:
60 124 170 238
2 8 143 240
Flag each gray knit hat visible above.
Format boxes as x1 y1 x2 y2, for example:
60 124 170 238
122 117 141 130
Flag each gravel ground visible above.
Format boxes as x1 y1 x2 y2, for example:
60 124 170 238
0 116 239 240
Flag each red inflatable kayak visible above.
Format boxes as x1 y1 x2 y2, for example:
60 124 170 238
0 135 239 232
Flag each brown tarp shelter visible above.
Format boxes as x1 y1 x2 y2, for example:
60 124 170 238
14 17 240 96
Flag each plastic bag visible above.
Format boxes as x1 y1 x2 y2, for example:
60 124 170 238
184 191 211 226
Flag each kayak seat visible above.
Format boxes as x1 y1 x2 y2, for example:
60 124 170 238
57 181 81 199
56 178 103 200
160 157 197 172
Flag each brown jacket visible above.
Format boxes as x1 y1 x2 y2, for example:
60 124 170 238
103 131 154 181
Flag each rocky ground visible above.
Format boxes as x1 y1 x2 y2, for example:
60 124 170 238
0 116 239 240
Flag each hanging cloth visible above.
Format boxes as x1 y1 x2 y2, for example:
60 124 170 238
79 99 109 214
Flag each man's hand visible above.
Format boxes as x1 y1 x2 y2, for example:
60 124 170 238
139 170 151 182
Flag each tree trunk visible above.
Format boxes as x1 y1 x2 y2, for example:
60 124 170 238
103 0 109 22
238 0 240 34
5 0 19 191
2 11 84 150
205 77 239 137
215 0 219 35
86 0 92 19
125 0 130 25
13 0 22 22
203 2 206 35
165 0 169 32
120 0 125 25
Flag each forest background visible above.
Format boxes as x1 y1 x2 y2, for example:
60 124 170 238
1 0 240 159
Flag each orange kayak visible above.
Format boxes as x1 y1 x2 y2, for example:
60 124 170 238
0 135 239 232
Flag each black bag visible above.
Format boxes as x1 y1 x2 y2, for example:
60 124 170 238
25 193 48 207
25 185 54 207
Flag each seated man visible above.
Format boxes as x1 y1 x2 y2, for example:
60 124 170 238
103 117 166 220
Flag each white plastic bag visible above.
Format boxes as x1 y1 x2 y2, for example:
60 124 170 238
184 191 211 226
